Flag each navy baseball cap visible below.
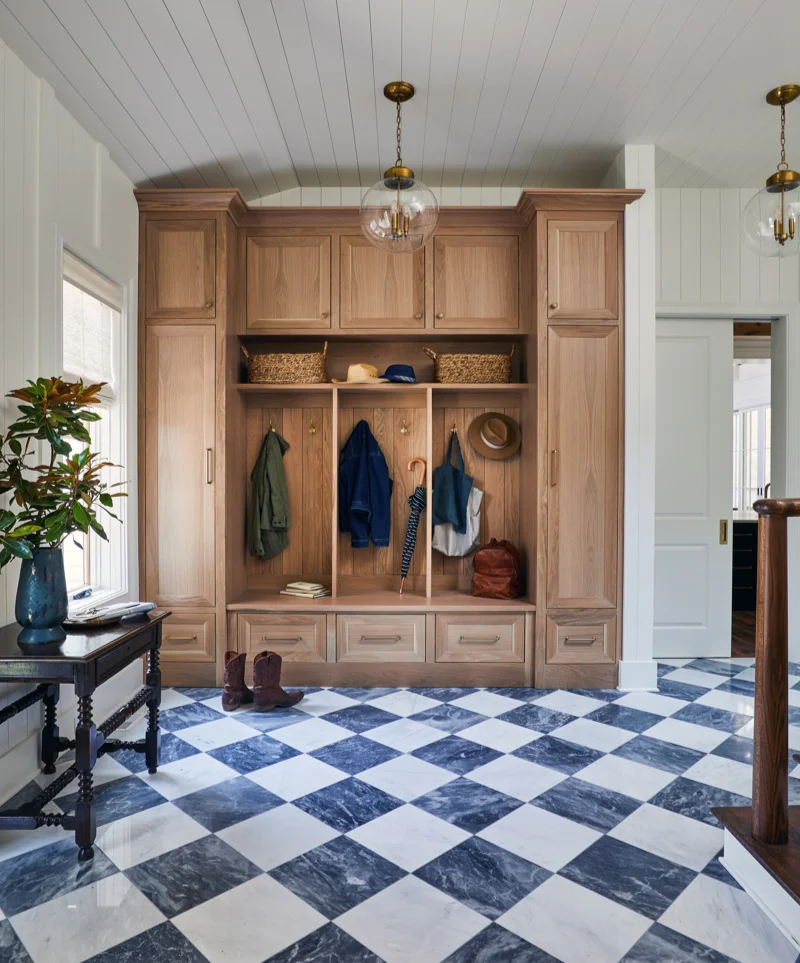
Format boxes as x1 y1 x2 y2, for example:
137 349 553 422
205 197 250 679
380 364 417 383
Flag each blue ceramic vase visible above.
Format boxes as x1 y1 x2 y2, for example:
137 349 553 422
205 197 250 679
15 548 68 644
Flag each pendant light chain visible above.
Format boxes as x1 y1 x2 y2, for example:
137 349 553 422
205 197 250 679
396 100 403 167
779 101 789 171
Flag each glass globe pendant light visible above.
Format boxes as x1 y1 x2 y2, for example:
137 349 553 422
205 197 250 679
360 82 438 253
742 85 800 258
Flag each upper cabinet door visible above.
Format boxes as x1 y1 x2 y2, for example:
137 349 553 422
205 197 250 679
144 325 216 608
246 236 331 330
145 219 216 319
434 235 519 329
547 325 619 609
340 235 424 329
547 219 619 320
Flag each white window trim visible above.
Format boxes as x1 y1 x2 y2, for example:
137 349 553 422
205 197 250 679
57 236 135 615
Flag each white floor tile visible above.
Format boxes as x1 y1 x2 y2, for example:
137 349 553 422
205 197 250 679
0 820 67 864
11 874 164 963
613 691 688 717
682 754 753 798
348 805 470 872
498 875 650 963
478 804 601 872
465 755 566 802
357 755 455 801
158 689 194 711
657 658 694 667
198 695 225 714
449 690 523 717
532 690 608 717
137 753 238 801
663 668 728 689
269 718 352 753
51 753 131 796
295 690 361 717
367 691 440 717
696 688 755 716
175 717 259 751
337 875 488 963
788 688 800 708
247 754 347 801
608 803 724 871
458 718 541 753
660 873 798 963
96 802 208 870
174 875 326 963
550 718 636 753
362 718 446 753
218 803 340 871
733 667 755 683
575 755 676 802
643 717 729 753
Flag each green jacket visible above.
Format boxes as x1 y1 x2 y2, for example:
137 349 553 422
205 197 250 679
247 430 291 560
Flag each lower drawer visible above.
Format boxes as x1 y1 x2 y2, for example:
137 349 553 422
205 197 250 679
545 611 617 665
435 614 525 663
237 614 327 663
337 614 425 663
161 612 216 663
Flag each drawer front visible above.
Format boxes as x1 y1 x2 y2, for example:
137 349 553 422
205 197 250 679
161 613 216 662
435 614 525 663
337 614 425 663
546 611 617 665
238 614 326 663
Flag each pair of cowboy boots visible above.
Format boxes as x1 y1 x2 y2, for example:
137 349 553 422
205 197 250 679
222 650 304 712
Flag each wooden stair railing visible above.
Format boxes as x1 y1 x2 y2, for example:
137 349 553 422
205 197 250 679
750 497 800 845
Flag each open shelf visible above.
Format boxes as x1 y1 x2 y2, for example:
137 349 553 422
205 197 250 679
236 382 531 393
227 588 535 613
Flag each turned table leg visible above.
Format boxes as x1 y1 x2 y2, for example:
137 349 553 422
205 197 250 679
74 688 98 862
41 685 60 775
145 629 162 775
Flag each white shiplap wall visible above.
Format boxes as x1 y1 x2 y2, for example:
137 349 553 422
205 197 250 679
656 188 800 305
0 38 140 799
254 186 524 207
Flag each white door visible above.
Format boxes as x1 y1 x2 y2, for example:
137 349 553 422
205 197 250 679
654 320 733 658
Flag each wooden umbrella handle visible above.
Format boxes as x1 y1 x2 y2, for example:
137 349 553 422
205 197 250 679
408 457 426 486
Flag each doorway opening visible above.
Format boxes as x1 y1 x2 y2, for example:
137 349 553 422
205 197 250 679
731 323 771 657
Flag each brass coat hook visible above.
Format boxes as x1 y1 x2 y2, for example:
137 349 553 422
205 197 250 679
309 420 317 435
400 419 409 435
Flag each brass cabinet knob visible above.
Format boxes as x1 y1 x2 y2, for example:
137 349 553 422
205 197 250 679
321 310 329 318
205 300 213 309
436 312 444 319
550 302 558 310
414 312 422 319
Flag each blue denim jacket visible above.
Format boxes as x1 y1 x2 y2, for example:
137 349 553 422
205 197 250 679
338 420 393 548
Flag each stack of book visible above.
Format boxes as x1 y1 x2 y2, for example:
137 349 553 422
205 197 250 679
280 581 331 599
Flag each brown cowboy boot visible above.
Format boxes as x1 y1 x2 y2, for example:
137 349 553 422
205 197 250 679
252 651 304 711
222 651 253 711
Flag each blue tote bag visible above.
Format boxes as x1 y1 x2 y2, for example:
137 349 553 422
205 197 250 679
431 431 473 535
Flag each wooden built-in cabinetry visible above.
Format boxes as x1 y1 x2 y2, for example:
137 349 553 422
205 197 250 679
136 187 641 689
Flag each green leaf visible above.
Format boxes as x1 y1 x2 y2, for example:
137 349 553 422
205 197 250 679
0 547 12 570
10 524 42 537
99 493 114 508
0 512 15 533
8 438 22 457
89 516 108 541
1 537 33 560
72 502 90 530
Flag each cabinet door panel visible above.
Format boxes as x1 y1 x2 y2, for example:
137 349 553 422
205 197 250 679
340 235 424 328
145 325 216 607
434 236 518 328
545 611 616 665
547 326 619 608
145 219 216 319
547 219 618 320
246 236 331 329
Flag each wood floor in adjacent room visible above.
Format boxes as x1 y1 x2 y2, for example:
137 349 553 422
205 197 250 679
732 611 756 658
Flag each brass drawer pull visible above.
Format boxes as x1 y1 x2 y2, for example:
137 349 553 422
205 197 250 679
359 635 401 643
166 634 197 641
550 449 558 487
563 636 597 645
260 637 302 643
206 448 213 484
459 636 500 643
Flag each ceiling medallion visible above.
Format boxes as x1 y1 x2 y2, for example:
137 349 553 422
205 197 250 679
742 85 800 258
360 82 438 253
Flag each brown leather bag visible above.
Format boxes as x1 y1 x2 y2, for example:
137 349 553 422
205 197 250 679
472 538 524 599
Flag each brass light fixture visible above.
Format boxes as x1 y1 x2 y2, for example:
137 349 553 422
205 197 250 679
360 82 438 253
742 85 800 257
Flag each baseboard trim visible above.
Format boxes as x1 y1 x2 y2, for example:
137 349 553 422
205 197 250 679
617 658 658 691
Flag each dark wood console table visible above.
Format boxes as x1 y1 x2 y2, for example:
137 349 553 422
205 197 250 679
0 610 169 862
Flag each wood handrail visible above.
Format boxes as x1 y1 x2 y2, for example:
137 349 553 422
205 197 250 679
751 498 800 845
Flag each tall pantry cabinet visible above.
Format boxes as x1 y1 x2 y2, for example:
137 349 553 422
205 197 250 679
136 188 641 689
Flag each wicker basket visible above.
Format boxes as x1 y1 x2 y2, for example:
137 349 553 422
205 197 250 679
241 343 328 384
423 345 514 384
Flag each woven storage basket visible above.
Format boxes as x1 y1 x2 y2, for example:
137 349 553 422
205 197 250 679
241 342 328 384
423 345 514 384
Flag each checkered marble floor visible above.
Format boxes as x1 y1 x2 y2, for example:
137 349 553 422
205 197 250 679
1 658 800 963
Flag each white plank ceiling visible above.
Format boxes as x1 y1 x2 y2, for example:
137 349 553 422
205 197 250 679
0 0 794 200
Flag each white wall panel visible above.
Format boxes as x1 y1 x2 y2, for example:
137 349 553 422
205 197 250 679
0 38 139 797
254 186 523 206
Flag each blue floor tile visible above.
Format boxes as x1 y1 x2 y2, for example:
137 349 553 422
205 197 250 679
496 704 575 734
329 687 400 703
60 775 165 827
621 922 738 962
159 703 225 732
232 706 308 733
586 703 663 733
531 777 639 832
612 735 705 775
657 679 709 702
512 735 604 775
412 779 521 833
173 687 222 702
701 855 742 891
0 920 32 963
408 704 488 733
321 704 400 733
408 687 478 703
650 777 751 826
294 777 402 833
84 921 208 963
716 678 756 696
266 923 382 962
112 732 200 774
172 775 283 832
412 735 502 775
672 703 753 733
685 659 741 677
310 735 400 775
208 734 299 773
443 924 560 962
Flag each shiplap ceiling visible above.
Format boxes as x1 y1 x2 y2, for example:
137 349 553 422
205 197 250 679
0 0 795 200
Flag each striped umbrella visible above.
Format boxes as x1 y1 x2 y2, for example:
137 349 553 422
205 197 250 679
400 458 427 594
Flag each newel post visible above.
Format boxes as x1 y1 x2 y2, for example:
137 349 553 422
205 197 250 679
751 498 800 844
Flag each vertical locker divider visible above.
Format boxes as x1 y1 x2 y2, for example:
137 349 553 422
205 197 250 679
426 387 433 598
331 385 339 599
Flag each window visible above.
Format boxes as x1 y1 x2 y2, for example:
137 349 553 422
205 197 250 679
61 251 127 604
733 405 771 519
